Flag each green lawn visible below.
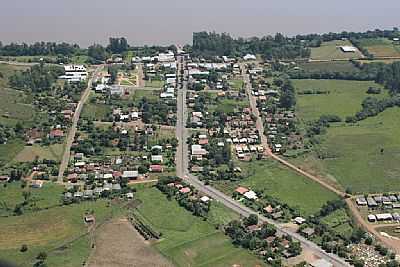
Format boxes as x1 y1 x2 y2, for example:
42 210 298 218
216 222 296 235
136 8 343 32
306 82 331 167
132 89 160 103
145 79 164 89
358 38 400 58
214 160 339 217
292 108 400 193
293 79 386 121
135 187 266 267
310 40 363 60
0 199 120 267
298 61 359 73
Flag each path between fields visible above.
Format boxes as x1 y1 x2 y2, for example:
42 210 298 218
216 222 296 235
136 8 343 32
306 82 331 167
86 218 173 267
242 62 400 254
57 66 103 182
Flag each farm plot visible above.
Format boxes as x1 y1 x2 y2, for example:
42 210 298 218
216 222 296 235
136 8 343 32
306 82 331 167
293 79 386 122
214 160 339 217
291 108 400 193
310 40 363 60
359 38 400 58
134 186 266 267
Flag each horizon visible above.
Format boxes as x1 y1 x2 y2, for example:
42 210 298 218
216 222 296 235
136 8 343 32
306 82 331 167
1 0 399 47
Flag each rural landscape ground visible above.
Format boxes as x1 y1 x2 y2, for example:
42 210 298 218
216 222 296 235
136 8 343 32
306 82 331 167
0 28 400 267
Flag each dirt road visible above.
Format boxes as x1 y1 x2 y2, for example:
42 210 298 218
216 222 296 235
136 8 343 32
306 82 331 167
57 66 103 182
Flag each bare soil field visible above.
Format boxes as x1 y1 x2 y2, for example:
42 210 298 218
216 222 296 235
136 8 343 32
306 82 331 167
87 218 173 267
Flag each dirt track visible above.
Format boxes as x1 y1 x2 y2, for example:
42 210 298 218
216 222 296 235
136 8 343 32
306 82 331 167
87 218 173 267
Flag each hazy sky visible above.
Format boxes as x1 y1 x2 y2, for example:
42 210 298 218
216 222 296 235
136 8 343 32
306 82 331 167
1 0 399 47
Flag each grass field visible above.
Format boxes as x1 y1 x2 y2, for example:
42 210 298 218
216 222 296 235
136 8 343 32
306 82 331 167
359 38 400 58
0 181 64 216
292 108 400 193
214 160 339 217
81 96 112 121
0 139 25 167
135 186 266 267
209 98 248 114
0 197 121 267
14 143 65 162
228 79 244 91
293 79 386 121
298 61 359 73
132 89 160 103
0 63 29 88
145 79 164 89
0 87 36 126
321 209 352 239
310 40 363 60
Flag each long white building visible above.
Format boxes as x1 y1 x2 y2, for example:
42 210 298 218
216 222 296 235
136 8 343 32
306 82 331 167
60 65 88 82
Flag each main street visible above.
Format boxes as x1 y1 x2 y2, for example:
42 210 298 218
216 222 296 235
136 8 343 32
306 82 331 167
175 56 349 267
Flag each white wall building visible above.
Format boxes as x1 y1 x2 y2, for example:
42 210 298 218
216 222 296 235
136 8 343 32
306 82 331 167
60 65 88 82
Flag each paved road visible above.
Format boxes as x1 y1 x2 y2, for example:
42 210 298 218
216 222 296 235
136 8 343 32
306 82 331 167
57 66 103 182
175 57 349 267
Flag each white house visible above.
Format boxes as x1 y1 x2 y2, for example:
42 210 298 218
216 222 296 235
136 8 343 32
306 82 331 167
340 46 357 53
243 54 257 61
60 65 88 82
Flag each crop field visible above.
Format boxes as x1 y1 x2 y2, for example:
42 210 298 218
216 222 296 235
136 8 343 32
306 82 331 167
293 79 386 121
0 87 36 126
135 186 265 267
310 40 363 60
14 143 65 162
214 160 339 217
359 38 400 58
298 61 359 73
292 108 400 193
0 197 120 267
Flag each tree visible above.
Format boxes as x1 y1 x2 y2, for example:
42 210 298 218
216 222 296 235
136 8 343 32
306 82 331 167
36 252 47 261
244 214 258 226
88 44 107 61
20 244 28 252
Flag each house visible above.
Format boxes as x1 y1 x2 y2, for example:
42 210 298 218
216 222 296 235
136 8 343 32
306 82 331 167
356 197 367 206
49 129 64 139
149 164 163 172
122 170 139 179
235 186 249 195
244 190 258 200
84 215 95 223
300 227 315 237
367 197 378 207
126 192 134 199
243 54 257 61
191 144 207 156
367 214 377 222
376 213 393 221
179 187 191 194
200 196 210 203
294 217 306 225
151 155 163 163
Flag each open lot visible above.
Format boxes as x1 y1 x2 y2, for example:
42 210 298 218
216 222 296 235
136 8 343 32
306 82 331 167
134 186 265 267
0 139 25 167
310 40 363 60
208 98 249 114
291 108 400 193
87 218 173 267
14 143 65 162
293 79 386 121
358 38 400 58
228 78 244 91
214 160 339 217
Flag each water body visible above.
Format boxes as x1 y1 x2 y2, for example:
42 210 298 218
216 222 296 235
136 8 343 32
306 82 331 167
1 0 399 47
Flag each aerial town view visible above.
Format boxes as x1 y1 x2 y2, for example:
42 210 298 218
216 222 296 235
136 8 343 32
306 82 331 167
1 1 400 267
